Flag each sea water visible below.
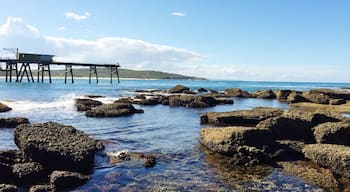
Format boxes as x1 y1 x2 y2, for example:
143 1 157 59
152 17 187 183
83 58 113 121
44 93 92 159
1 79 349 191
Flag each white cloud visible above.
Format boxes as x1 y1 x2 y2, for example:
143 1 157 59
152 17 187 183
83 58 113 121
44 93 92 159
0 17 39 38
64 12 91 21
57 26 66 31
171 12 186 17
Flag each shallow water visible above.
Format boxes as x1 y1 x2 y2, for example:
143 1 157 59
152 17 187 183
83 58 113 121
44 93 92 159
1 79 349 191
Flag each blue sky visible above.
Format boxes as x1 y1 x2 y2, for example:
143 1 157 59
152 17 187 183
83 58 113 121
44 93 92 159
0 0 350 82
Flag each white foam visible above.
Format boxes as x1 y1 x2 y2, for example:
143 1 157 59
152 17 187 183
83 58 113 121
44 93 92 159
1 93 77 113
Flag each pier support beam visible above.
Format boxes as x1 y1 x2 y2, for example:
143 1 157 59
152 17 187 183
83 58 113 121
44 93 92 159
37 63 52 83
110 65 120 84
89 65 98 84
64 64 74 84
4 61 18 82
18 63 34 83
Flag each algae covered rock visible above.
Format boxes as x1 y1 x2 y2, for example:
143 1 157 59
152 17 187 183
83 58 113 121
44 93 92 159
14 122 99 173
168 85 190 94
313 122 350 146
85 103 144 117
303 144 350 178
50 171 90 190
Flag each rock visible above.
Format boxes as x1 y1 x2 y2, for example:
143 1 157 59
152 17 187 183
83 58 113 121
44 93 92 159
279 161 339 191
282 110 341 126
286 92 308 103
271 140 306 161
229 145 270 166
131 97 160 105
75 99 102 111
330 98 346 105
200 107 284 126
200 126 274 156
257 110 341 141
313 122 350 146
168 95 217 108
85 103 143 117
309 89 350 100
254 90 276 99
83 95 105 99
29 184 54 192
303 144 350 178
302 91 330 104
198 88 208 93
143 155 156 168
50 171 90 190
168 85 190 94
0 184 17 192
107 150 131 165
289 101 350 114
11 162 46 185
274 90 292 102
208 89 218 94
215 98 234 105
0 118 29 128
256 117 314 141
224 88 252 98
0 150 24 182
14 122 99 173
0 103 11 113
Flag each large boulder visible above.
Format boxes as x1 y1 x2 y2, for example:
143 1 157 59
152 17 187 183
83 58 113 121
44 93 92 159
11 162 46 185
286 92 308 103
200 107 284 126
313 122 350 146
200 126 274 155
50 171 90 190
0 117 29 128
308 89 350 100
224 88 252 98
168 85 190 94
14 122 100 173
257 110 341 141
303 144 350 178
256 117 314 141
274 90 292 102
254 90 276 99
168 95 219 108
0 102 11 113
75 98 102 111
85 103 143 117
302 91 331 104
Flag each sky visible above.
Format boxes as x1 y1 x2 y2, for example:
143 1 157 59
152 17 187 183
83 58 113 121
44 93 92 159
0 0 350 82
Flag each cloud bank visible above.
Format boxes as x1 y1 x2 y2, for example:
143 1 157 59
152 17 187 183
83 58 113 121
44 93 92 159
64 12 91 21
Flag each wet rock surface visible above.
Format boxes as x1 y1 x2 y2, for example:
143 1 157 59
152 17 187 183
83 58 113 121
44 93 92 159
14 122 100 172
200 107 284 126
50 171 90 190
313 122 350 146
75 98 103 111
168 95 226 108
0 117 29 128
85 103 144 117
0 103 11 113
303 144 350 179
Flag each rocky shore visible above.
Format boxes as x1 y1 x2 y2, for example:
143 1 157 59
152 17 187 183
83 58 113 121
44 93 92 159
1 85 350 191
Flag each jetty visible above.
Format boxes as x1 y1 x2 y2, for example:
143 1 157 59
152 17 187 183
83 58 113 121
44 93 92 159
0 53 120 84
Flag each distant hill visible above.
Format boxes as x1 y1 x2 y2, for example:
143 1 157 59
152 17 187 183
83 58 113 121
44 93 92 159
0 67 205 80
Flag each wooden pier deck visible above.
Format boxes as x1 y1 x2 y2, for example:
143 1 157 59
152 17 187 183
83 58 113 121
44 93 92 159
0 59 120 84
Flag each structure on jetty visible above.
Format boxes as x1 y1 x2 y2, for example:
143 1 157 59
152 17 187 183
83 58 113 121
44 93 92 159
0 52 120 84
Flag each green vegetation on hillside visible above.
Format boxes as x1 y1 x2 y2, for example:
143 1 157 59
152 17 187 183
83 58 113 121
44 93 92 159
0 67 205 80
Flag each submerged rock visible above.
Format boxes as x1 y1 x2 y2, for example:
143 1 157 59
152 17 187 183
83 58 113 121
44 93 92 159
0 102 11 113
229 145 270 166
85 103 143 117
0 117 29 128
279 161 339 191
313 122 350 146
168 85 190 94
200 126 274 155
200 107 284 126
303 144 350 178
50 171 90 190
14 122 100 173
75 98 102 111
143 155 157 168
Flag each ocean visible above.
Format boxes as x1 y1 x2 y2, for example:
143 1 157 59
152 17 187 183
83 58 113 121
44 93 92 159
1 79 350 191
